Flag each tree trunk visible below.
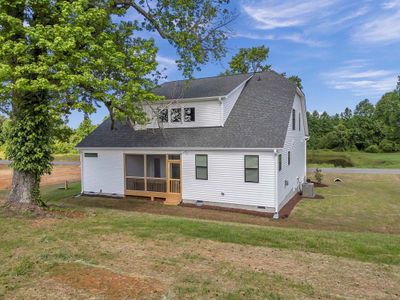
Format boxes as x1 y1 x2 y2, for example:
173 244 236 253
8 169 41 205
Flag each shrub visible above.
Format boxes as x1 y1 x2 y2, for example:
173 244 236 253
380 140 399 153
314 168 323 184
365 145 380 153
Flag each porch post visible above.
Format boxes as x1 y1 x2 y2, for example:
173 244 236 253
166 155 170 194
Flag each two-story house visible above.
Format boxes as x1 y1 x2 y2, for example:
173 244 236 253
77 71 309 217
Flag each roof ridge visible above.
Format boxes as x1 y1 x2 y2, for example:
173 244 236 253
159 72 253 85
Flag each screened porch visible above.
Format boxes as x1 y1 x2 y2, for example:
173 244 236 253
124 154 181 203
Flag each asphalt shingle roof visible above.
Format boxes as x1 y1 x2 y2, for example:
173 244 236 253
153 73 252 99
77 71 298 149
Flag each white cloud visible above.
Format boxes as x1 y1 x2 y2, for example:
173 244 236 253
232 32 328 47
157 55 177 72
354 11 400 43
382 0 400 9
322 61 397 96
242 0 338 30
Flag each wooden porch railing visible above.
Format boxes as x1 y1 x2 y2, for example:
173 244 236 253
147 178 167 193
169 179 180 193
126 176 172 193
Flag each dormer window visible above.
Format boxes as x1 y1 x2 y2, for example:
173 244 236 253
158 109 168 123
171 108 182 123
184 107 195 122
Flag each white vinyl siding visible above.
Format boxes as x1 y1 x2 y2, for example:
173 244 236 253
277 93 307 209
82 150 124 195
143 100 222 129
182 150 276 209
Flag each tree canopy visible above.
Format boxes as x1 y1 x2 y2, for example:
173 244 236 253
224 46 271 74
0 0 233 205
224 46 303 89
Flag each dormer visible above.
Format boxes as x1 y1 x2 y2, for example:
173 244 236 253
138 73 253 129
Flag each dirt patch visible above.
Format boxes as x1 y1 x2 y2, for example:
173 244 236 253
0 165 80 190
30 218 61 229
1 201 86 222
94 235 400 300
52 263 166 300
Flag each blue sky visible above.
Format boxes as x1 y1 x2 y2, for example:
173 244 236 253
70 0 400 127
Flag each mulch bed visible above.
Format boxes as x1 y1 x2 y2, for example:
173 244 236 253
308 180 329 188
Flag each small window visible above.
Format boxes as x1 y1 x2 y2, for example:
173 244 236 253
299 113 301 131
292 109 296 130
184 107 195 122
278 154 282 171
195 154 208 180
171 108 182 123
245 155 259 183
84 153 98 158
288 151 291 165
158 109 168 123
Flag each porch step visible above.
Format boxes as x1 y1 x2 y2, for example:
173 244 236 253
163 198 182 206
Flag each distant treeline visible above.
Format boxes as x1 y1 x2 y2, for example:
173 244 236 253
307 86 400 153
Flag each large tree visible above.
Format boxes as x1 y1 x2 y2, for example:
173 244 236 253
225 45 271 74
0 0 233 206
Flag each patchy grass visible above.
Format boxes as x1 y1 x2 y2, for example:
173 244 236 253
1 174 400 299
287 173 400 234
308 149 400 168
52 153 80 162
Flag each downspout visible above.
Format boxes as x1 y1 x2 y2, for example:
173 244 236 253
273 149 279 219
80 151 84 194
304 136 310 181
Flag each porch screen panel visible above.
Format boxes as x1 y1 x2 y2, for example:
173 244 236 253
126 155 144 177
126 155 145 191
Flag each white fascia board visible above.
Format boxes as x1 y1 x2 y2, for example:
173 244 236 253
77 147 281 152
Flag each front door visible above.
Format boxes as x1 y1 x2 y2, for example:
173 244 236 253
167 157 181 194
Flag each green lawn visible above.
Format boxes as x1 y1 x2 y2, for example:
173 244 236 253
0 151 80 162
52 153 80 162
308 149 400 168
1 174 400 299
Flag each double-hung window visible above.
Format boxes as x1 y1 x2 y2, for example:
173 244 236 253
292 109 296 130
184 107 195 122
195 154 208 180
171 108 182 123
158 109 168 123
244 155 259 183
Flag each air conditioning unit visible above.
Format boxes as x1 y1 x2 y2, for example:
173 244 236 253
302 183 315 198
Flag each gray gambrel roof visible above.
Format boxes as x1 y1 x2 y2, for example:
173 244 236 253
153 73 252 99
77 71 299 149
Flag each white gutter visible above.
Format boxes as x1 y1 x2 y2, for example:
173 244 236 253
155 95 227 104
273 149 279 219
77 147 282 152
